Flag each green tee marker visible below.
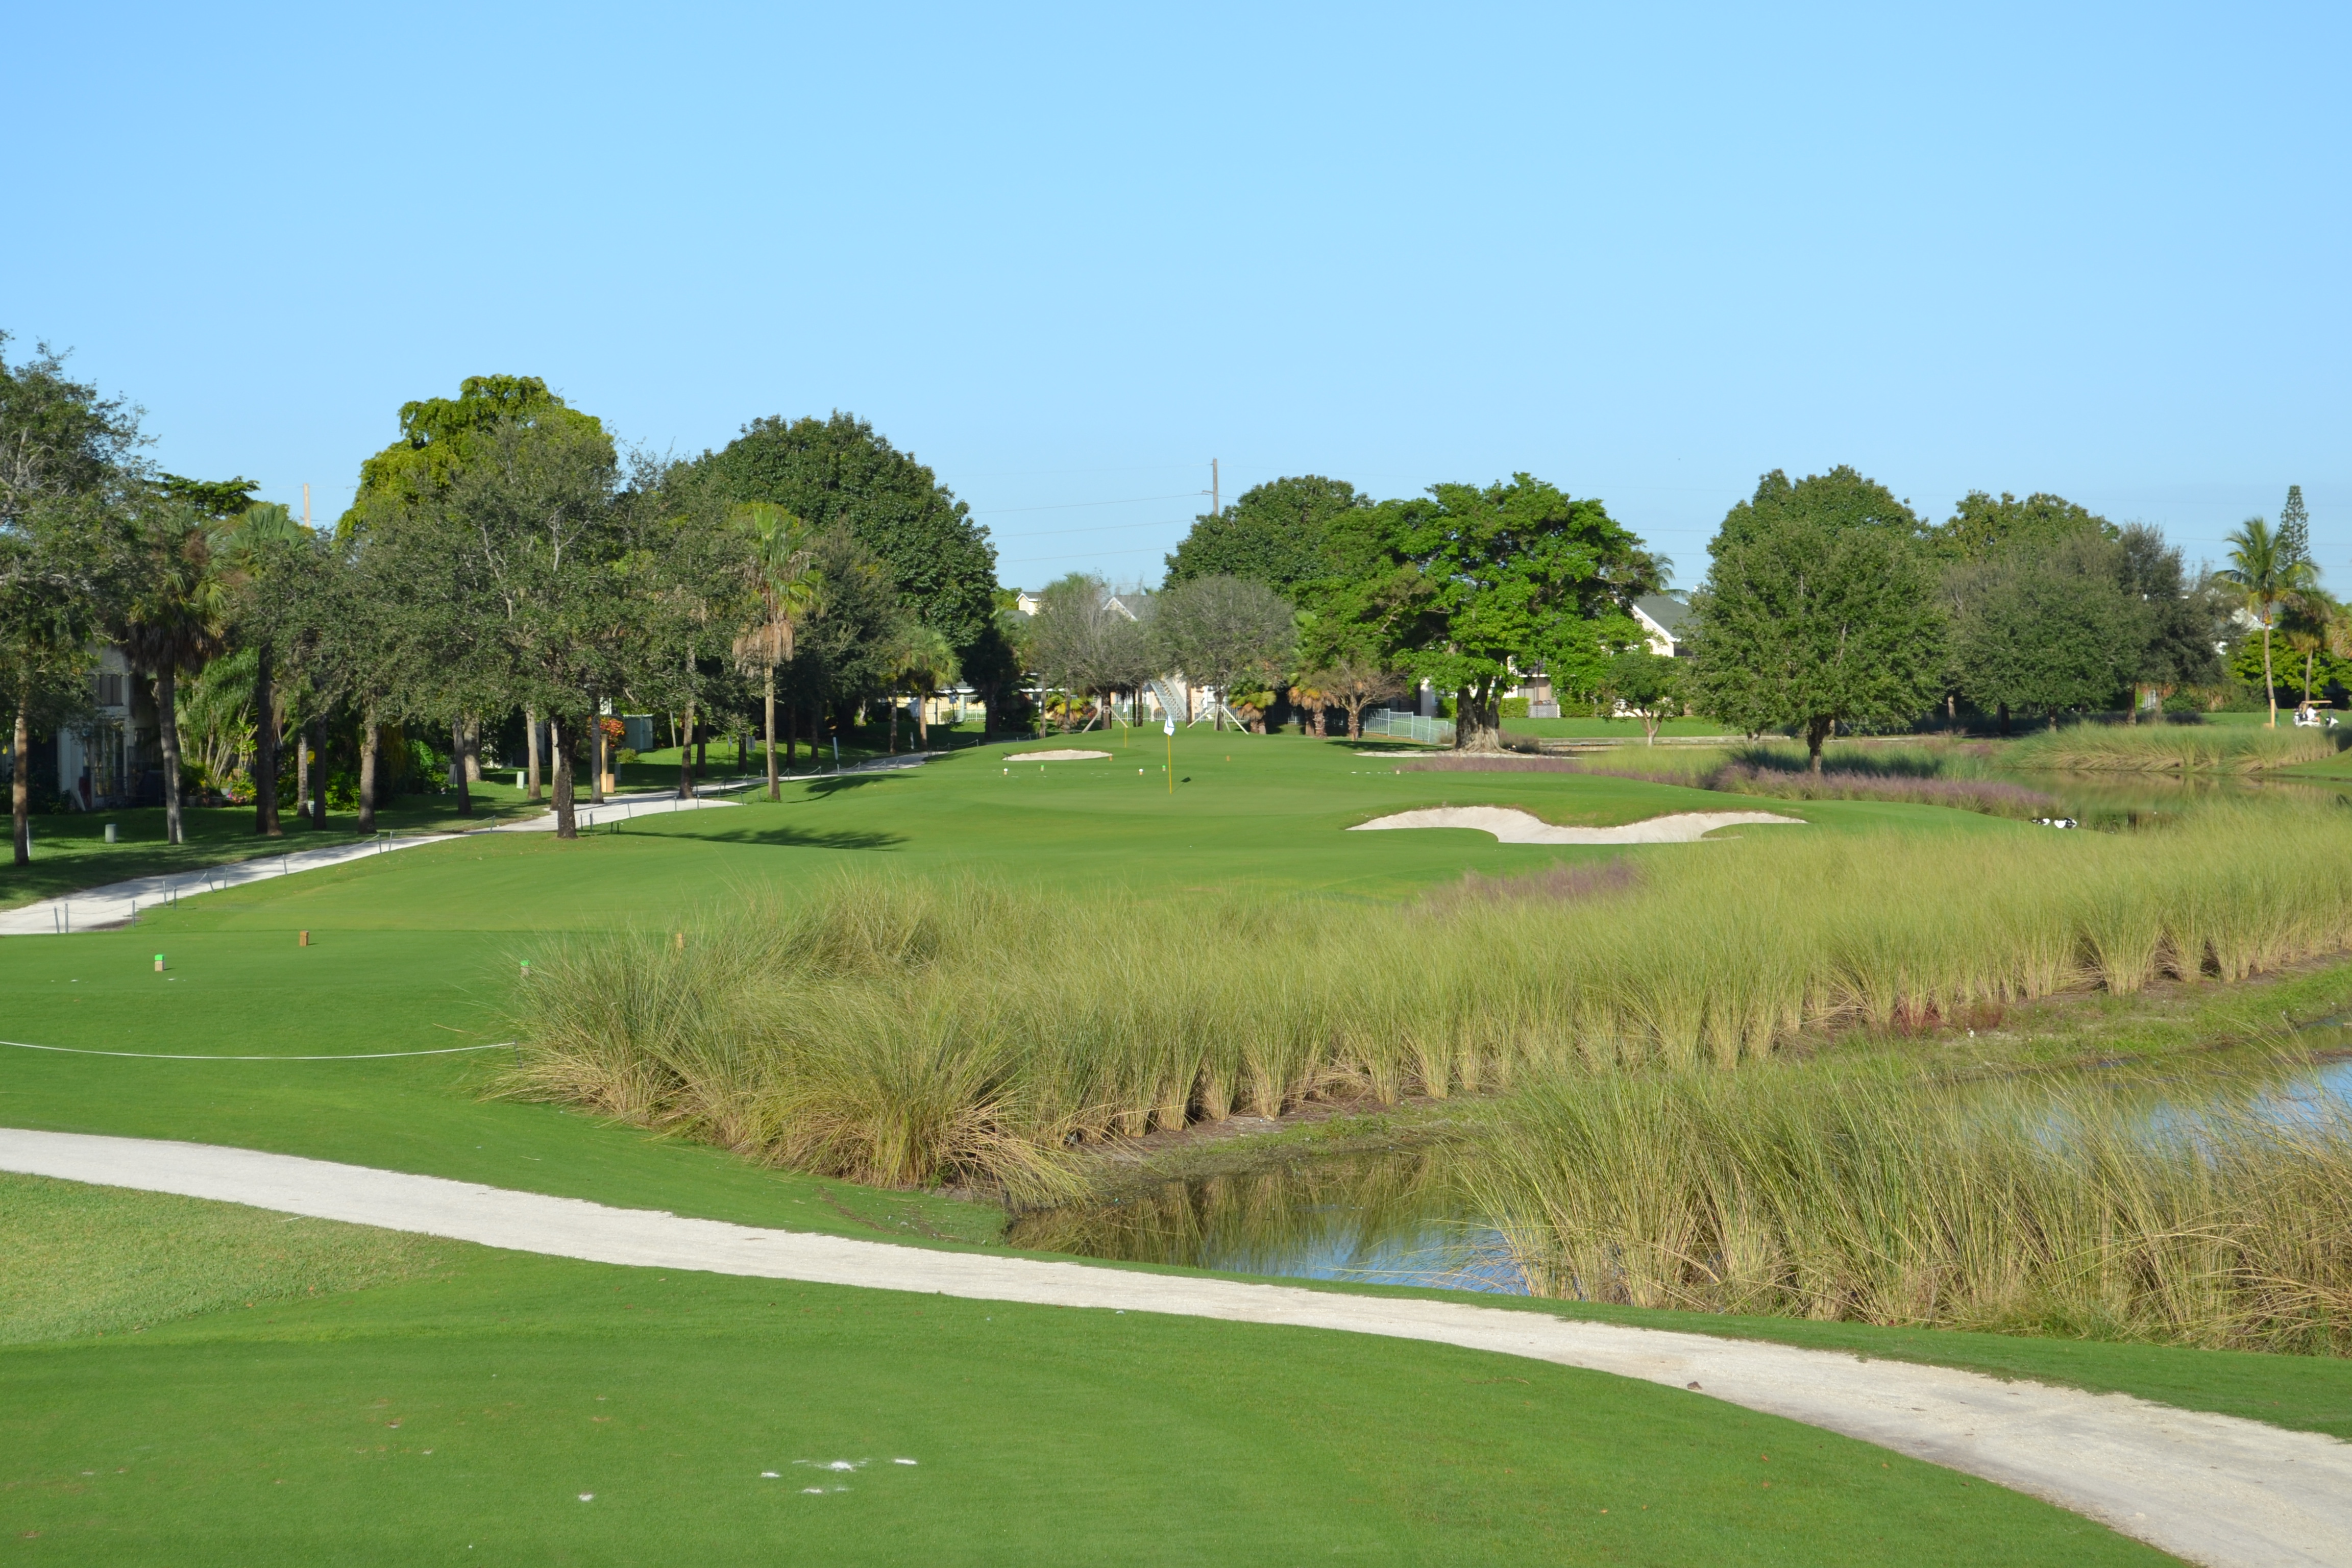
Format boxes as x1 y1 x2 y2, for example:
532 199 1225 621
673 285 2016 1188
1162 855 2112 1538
153 954 164 972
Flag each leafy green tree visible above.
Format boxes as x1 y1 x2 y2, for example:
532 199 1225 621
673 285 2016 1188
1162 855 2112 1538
958 606 1028 741
1608 649 1684 744
2216 512 2320 727
1930 490 2117 564
1688 468 1943 769
213 501 312 832
1304 655 1403 740
1 337 140 862
1150 575 1295 729
1 501 107 863
1341 477 1656 751
109 499 229 844
1028 573 1150 730
0 333 145 526
694 413 997 662
1165 476 1367 597
1949 533 2138 728
342 376 601 526
2114 524 2224 722
355 412 626 835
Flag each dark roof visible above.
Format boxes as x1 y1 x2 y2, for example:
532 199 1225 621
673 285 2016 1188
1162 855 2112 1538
1633 594 1690 636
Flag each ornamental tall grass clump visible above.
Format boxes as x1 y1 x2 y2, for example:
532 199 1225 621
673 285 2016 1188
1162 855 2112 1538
1463 1062 2352 1353
505 803 2352 1194
2006 724 2337 773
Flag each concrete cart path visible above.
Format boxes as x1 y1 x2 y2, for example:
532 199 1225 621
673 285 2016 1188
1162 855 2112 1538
0 832 452 936
4 1128 2346 1568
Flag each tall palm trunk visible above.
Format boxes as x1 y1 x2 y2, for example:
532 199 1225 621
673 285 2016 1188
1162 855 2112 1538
308 717 327 827
252 642 281 836
156 667 187 845
448 717 473 817
888 697 899 753
295 716 310 828
551 716 577 839
765 667 778 799
526 707 543 801
2262 623 2277 728
915 692 928 749
357 712 380 833
11 699 30 867
677 701 696 800
590 699 606 805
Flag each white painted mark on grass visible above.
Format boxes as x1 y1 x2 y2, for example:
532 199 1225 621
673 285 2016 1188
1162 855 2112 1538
577 1492 594 1502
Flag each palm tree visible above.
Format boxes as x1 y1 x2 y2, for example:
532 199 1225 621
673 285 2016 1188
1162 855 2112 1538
2217 515 2319 728
112 501 228 844
217 502 308 836
731 503 824 799
889 624 958 752
2279 591 2341 716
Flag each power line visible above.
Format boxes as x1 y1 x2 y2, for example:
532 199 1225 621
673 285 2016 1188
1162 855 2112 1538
999 543 1176 568
975 491 1204 516
995 516 1191 541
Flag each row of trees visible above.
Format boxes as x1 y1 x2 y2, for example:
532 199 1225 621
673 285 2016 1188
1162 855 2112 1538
1113 464 2321 760
2 341 1013 854
1038 474 1664 747
1688 471 2331 762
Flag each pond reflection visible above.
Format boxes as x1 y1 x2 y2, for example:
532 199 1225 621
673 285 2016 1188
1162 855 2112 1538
1015 1044 2352 1297
1008 1145 1525 1294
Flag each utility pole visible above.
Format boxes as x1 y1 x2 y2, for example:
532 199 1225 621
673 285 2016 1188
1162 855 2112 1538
302 483 311 527
1211 458 1219 519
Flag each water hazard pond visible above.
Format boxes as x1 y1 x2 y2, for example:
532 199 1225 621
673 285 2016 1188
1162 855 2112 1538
1008 1044 2352 1298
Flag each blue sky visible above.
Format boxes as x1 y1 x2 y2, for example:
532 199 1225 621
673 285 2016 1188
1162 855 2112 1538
8 3 2343 589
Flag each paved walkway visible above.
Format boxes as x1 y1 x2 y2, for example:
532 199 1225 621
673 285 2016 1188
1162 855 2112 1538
0 835 450 936
3 1129 2345 1567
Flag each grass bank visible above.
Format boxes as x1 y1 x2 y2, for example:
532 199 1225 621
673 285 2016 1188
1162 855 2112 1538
507 802 2352 1195
1466 1059 2352 1354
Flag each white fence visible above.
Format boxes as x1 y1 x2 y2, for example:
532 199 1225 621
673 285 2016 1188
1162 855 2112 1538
1360 708 1455 746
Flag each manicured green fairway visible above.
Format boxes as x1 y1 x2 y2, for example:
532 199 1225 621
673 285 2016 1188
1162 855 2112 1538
0 1195 2169 1568
0 733 2315 1560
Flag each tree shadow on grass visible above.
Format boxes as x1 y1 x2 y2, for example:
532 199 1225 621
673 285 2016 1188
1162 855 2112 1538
800 774 907 799
694 824 905 851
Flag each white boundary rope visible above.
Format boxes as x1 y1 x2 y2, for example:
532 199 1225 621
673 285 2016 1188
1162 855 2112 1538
0 1038 513 1062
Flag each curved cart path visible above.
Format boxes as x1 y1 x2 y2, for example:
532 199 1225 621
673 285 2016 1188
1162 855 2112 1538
5 1129 2346 1568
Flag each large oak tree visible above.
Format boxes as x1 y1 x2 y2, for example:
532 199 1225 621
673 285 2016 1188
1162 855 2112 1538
1688 468 1943 768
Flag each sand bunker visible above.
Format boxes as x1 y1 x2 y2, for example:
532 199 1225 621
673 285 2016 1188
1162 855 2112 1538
1001 749 1112 762
1351 805 1802 844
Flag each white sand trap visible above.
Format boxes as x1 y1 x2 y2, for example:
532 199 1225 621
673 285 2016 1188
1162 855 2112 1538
4 1128 2348 1568
1001 749 1111 762
1351 805 1802 843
